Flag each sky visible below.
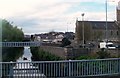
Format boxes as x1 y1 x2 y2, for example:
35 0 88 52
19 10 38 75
0 0 120 35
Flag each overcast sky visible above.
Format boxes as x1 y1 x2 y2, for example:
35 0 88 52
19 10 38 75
0 0 119 34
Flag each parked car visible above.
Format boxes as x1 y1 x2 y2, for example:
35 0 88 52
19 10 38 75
106 44 116 49
116 45 120 49
99 42 116 49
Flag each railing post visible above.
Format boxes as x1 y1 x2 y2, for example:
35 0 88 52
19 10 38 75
0 42 2 77
69 60 71 77
9 64 13 78
0 63 2 78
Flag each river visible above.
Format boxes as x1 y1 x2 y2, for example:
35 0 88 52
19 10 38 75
12 47 46 77
17 47 32 62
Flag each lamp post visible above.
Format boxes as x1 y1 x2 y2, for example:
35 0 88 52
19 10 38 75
105 0 108 42
67 23 68 32
105 0 115 42
82 13 85 48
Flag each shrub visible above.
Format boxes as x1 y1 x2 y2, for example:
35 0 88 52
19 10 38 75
96 48 110 59
75 55 96 60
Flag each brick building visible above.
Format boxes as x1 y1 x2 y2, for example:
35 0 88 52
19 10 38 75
117 1 120 24
75 1 120 44
75 20 119 43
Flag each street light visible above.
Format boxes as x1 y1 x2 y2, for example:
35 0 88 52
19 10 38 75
105 0 115 42
105 0 108 42
81 13 85 48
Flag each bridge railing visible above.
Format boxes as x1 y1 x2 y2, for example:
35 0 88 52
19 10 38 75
1 42 41 47
1 58 120 77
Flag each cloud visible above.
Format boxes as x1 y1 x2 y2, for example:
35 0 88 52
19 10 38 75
0 0 117 34
0 0 60 18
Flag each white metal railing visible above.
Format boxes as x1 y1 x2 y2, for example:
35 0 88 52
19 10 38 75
1 42 41 47
1 58 120 77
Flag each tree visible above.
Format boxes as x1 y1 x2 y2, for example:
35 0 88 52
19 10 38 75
2 19 24 42
61 37 71 47
2 19 24 62
31 35 35 41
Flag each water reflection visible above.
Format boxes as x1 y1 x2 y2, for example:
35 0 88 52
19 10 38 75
17 47 32 62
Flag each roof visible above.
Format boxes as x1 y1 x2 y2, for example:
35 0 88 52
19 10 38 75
77 21 118 30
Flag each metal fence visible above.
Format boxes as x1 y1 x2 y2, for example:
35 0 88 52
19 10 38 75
1 42 41 47
1 58 120 78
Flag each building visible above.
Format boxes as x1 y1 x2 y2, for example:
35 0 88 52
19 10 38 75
75 20 119 44
75 1 120 44
117 1 120 24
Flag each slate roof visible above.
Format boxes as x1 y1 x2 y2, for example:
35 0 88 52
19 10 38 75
90 21 118 30
78 21 118 30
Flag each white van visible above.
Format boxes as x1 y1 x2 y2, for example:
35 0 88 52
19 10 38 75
99 42 116 49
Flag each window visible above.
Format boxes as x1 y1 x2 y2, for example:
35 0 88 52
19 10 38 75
117 31 119 35
111 31 113 36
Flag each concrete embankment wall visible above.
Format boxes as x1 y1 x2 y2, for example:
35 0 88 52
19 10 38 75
40 46 66 59
39 45 120 59
39 46 91 59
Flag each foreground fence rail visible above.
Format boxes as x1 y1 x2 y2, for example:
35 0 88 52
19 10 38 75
1 58 120 78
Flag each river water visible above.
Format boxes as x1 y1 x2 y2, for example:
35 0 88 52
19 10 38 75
15 47 32 68
17 47 32 62
12 47 46 77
